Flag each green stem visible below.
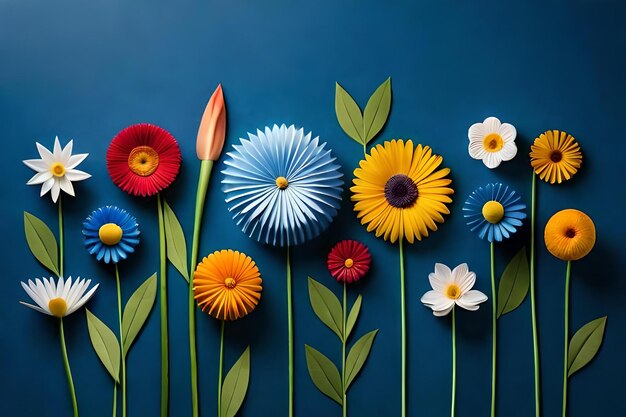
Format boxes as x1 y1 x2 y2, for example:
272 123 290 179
342 282 347 417
218 320 225 417
287 246 293 417
60 318 78 417
530 172 541 417
362 142 367 158
58 194 64 277
490 242 496 417
157 194 169 417
451 307 456 417
399 238 406 417
112 382 117 417
189 159 214 417
115 265 126 417
562 261 571 417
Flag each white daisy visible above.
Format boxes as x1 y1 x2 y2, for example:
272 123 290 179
23 136 91 202
468 117 517 169
421 263 487 316
20 276 99 318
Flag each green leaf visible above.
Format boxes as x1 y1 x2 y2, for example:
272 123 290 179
220 346 251 417
86 309 120 383
122 273 157 355
345 329 378 389
23 211 59 276
568 316 608 377
163 201 189 282
363 77 392 144
335 82 364 144
308 277 343 341
304 345 342 405
345 295 362 341
497 247 530 318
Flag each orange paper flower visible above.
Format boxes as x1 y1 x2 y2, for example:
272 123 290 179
196 84 226 161
544 209 596 261
530 130 582 184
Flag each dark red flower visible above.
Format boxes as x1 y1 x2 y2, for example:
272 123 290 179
327 240 371 284
107 123 182 197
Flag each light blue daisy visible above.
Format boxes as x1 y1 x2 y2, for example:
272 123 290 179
222 124 343 247
463 183 526 242
83 206 140 263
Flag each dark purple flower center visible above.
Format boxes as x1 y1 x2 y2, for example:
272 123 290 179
384 174 418 208
550 150 563 162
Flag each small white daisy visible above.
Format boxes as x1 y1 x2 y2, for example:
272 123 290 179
468 117 517 169
23 136 91 202
421 263 487 316
20 276 99 318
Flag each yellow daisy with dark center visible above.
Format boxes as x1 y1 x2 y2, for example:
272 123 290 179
530 130 582 184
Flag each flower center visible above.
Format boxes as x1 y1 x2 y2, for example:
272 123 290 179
99 223 123 245
565 228 577 238
50 162 66 177
48 297 68 317
550 150 563 162
482 200 505 224
482 133 504 153
224 277 236 289
446 284 462 300
384 174 418 208
276 176 289 189
344 258 354 268
128 146 159 177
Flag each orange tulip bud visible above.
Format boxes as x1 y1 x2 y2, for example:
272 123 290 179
196 84 226 161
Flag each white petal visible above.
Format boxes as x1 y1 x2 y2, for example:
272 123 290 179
62 277 73 299
434 263 452 283
468 123 485 141
452 263 469 282
56 277 65 297
499 123 517 142
27 171 53 185
66 278 87 307
19 301 50 315
67 283 98 315
65 169 91 182
457 290 488 311
51 181 61 202
428 272 447 292
40 177 55 196
66 153 88 169
484 152 502 169
61 140 73 164
459 272 477 293
39 278 54 301
499 142 518 161
53 137 62 160
59 175 75 196
433 303 455 317
420 290 446 306
468 141 487 160
36 143 55 164
21 281 48 311
23 158 49 172
482 117 501 133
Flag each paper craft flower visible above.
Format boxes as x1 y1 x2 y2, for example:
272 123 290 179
20 276 98 317
327 240 371 284
23 137 91 202
530 130 582 184
351 139 453 244
194 249 262 321
420 263 487 316
107 123 182 197
468 117 517 169
544 209 595 261
83 206 140 264
463 183 527 242
197 84 226 162
222 124 343 247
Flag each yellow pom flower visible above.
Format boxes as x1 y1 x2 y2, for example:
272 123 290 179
530 130 582 184
351 139 454 244
544 209 596 261
193 249 262 321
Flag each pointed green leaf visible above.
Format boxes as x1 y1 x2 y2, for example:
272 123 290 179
335 82 364 144
363 77 392 143
497 247 530 318
308 277 343 341
23 211 59 276
345 295 362 341
123 273 157 355
568 316 607 377
220 346 251 417
163 201 189 282
86 309 120 383
304 345 342 405
345 329 378 389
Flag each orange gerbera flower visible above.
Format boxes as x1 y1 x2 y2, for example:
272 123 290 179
544 209 596 261
530 130 582 184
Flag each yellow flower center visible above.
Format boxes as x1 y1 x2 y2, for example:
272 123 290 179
344 258 354 268
482 133 504 153
50 162 66 177
224 277 236 289
48 297 68 317
99 223 123 245
128 146 159 177
276 176 289 189
482 200 505 224
446 284 462 300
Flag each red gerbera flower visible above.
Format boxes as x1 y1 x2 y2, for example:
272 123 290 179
327 240 371 284
107 123 182 197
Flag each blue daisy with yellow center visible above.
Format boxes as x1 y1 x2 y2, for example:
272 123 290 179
83 206 140 263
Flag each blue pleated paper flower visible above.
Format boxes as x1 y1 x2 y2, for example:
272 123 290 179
82 206 140 263
463 183 527 242
222 124 344 247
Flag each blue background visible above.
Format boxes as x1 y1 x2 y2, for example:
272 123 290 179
1 0 625 416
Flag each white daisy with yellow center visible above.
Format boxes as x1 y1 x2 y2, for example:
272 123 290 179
421 263 487 316
468 117 517 169
20 276 99 318
23 136 91 202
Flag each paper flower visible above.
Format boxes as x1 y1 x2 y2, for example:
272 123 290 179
23 137 91 202
222 124 343 247
107 123 182 197
463 183 527 242
468 117 517 169
351 139 453 244
83 206 140 264
20 276 98 317
327 240 371 284
421 263 487 316
530 130 582 184
194 249 262 321
544 209 595 261
197 84 226 161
